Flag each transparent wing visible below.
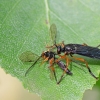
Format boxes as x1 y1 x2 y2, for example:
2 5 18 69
19 51 42 76
19 51 42 62
50 24 57 45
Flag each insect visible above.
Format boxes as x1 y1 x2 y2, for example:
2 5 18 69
47 24 99 79
19 50 72 84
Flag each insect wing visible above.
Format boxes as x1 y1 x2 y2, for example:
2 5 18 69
75 45 100 59
19 51 42 76
50 24 57 45
19 51 41 62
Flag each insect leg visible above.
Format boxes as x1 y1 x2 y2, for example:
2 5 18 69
46 45 56 49
57 70 66 84
96 44 100 48
49 64 57 82
56 56 72 84
83 43 88 46
40 57 49 65
61 41 65 47
72 56 98 79
46 41 65 49
49 58 57 82
58 54 71 67
57 61 72 84
83 43 100 48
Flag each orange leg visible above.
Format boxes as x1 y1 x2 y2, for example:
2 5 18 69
61 41 65 48
58 54 72 68
55 55 72 84
41 57 58 83
49 58 57 83
40 57 49 65
83 43 100 48
46 41 65 49
72 56 98 79
49 64 57 82
83 43 88 46
46 44 56 49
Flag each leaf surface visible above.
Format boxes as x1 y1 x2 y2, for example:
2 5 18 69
0 0 100 100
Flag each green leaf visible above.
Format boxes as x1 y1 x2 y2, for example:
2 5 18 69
0 0 100 100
